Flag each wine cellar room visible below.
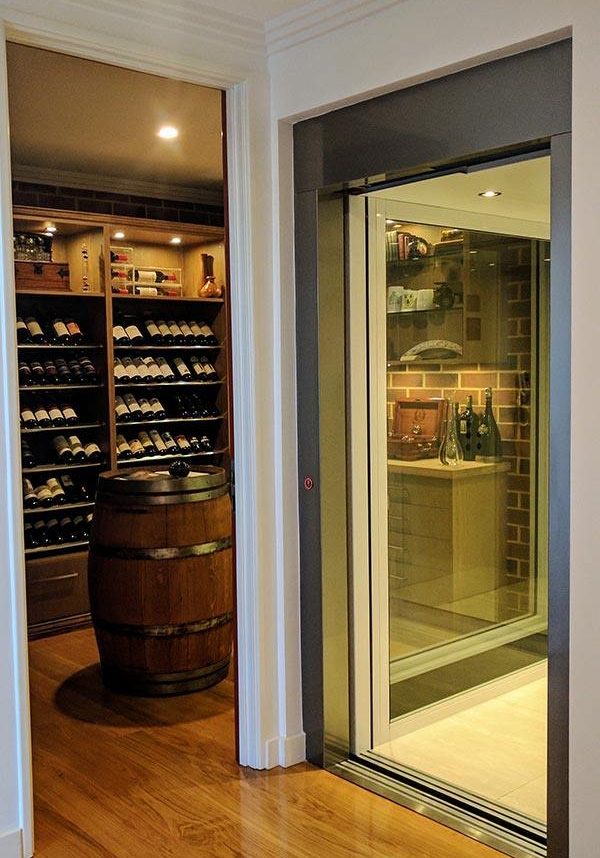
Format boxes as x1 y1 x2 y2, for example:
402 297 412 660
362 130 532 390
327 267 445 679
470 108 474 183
6 38 237 836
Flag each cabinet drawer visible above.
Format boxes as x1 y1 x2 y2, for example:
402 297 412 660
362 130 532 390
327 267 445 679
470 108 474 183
26 551 90 628
389 503 451 539
390 561 448 589
389 533 451 571
388 474 450 509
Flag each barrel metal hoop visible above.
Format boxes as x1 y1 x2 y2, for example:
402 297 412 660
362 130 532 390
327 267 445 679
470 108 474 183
93 611 233 637
91 536 231 560
95 484 229 506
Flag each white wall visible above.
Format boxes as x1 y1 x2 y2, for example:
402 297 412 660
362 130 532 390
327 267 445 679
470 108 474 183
269 1 599 856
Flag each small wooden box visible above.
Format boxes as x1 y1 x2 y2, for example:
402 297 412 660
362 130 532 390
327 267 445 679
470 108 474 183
15 260 70 292
388 398 445 460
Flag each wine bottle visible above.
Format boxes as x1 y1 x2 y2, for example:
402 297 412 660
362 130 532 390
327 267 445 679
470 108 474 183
17 317 32 344
59 516 79 542
116 434 133 460
129 437 145 458
21 440 36 468
83 441 102 462
67 435 86 463
177 320 195 344
65 318 84 344
124 320 144 344
114 358 130 383
189 435 201 453
199 357 218 381
190 356 207 380
144 319 163 344
51 318 71 345
67 359 84 381
54 358 72 383
19 361 32 386
156 357 175 382
166 321 185 344
20 404 37 429
156 320 174 344
175 395 190 418
24 521 38 548
42 360 59 384
135 269 177 284
30 360 46 383
113 324 129 345
33 401 52 428
35 482 54 507
72 514 88 540
110 250 129 263
33 519 51 545
23 478 38 508
78 356 98 382
458 395 478 461
123 357 142 383
115 395 130 422
149 397 166 419
198 435 213 452
138 431 156 456
198 323 218 346
188 320 204 344
59 474 83 502
142 357 163 380
175 434 191 452
46 476 66 504
45 518 64 545
149 429 167 454
475 388 503 462
47 403 66 427
124 393 143 420
25 316 46 344
53 435 74 463
161 431 177 453
173 357 192 380
138 398 154 419
133 357 152 382
61 403 79 426
439 402 464 467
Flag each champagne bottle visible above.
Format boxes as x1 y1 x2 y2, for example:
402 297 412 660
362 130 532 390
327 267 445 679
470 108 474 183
475 387 503 462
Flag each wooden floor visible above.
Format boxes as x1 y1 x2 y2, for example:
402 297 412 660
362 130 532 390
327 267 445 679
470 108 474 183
29 629 505 857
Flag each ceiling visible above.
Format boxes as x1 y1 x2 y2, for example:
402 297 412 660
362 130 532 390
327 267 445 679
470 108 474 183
202 0 308 20
6 43 224 196
374 157 550 236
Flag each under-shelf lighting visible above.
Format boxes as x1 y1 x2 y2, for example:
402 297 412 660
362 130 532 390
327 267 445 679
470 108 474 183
113 231 125 240
478 189 502 198
44 223 57 233
43 230 54 237
170 236 182 245
157 125 179 140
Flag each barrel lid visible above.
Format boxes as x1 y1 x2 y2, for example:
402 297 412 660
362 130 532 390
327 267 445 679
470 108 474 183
98 464 227 494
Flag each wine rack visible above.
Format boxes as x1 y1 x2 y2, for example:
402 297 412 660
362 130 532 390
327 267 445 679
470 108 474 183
13 211 228 638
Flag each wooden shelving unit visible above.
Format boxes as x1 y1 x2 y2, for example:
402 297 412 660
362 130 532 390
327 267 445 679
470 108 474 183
14 209 229 639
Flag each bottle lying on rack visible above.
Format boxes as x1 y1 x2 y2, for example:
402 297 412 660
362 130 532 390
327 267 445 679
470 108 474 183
116 430 216 460
115 394 166 422
24 513 92 548
113 354 218 385
174 393 220 419
21 440 36 468
20 400 80 429
19 357 98 386
113 317 219 347
23 476 67 508
52 434 102 464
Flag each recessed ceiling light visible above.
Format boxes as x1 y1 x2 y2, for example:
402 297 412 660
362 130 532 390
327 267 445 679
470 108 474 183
478 189 502 198
158 125 179 140
170 236 182 245
44 224 57 233
113 231 125 240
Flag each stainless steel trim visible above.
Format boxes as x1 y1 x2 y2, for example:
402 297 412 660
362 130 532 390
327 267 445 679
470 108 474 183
90 536 232 560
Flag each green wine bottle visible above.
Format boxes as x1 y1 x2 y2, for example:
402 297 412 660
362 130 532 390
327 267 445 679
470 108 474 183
475 387 502 462
458 394 479 461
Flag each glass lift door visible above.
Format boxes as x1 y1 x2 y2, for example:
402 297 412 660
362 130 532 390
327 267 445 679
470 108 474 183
350 157 550 835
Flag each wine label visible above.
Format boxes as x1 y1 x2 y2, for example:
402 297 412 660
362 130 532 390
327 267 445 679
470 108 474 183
129 438 144 455
145 321 160 337
178 321 193 337
123 359 141 379
150 398 164 415
34 406 50 421
35 485 52 501
174 358 190 377
199 324 214 336
68 435 84 452
459 419 467 435
66 320 82 336
125 325 143 340
175 435 191 450
17 319 28 332
168 322 182 337
116 436 131 454
137 270 157 283
113 325 128 340
149 430 167 451
21 407 35 423
52 320 69 338
157 361 173 379
189 321 202 335
139 399 154 415
26 319 43 337
115 401 129 417
62 406 77 420
49 406 64 421
83 442 101 456
157 321 171 337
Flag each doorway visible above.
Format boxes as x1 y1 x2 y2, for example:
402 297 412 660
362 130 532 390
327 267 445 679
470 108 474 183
294 40 571 858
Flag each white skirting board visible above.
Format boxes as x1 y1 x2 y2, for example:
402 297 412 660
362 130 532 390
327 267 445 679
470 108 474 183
264 732 306 769
0 830 23 858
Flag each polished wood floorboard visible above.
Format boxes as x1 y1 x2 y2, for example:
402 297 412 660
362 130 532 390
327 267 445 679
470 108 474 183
29 629 505 857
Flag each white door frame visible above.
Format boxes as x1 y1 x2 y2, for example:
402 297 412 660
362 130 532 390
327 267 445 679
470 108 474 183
0 8 298 856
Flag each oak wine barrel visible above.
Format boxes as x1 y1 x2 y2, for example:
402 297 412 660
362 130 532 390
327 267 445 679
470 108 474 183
88 463 233 696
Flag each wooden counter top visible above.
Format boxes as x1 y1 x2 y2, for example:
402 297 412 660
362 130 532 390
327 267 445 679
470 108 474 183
387 457 511 480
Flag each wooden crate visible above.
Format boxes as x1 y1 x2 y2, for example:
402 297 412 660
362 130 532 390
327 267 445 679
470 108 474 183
15 260 70 292
388 398 445 460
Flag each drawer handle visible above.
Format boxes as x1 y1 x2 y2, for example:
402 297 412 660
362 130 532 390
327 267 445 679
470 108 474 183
31 572 78 584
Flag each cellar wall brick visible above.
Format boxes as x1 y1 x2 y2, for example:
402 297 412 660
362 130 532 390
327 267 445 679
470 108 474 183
12 180 225 227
